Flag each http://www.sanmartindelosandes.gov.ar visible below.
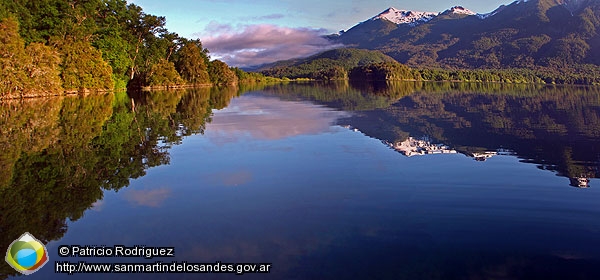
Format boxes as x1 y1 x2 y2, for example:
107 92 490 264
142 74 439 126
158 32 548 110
5 232 50 275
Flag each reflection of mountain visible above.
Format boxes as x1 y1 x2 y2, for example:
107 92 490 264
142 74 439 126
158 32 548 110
348 127 515 161
347 83 600 188
269 81 600 188
0 88 232 278
382 136 458 157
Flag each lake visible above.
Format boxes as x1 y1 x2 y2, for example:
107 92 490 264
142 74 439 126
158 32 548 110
2 82 600 279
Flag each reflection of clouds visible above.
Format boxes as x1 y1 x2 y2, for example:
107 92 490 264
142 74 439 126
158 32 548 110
123 188 171 207
179 230 336 275
91 200 105 211
206 95 347 143
206 170 254 187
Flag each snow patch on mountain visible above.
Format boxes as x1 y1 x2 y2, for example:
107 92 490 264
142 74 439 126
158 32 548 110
477 5 508 19
445 6 476 15
372 7 438 26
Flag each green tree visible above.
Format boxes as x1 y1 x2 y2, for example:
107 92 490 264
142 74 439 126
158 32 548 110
146 58 183 87
23 42 62 94
349 62 414 81
2 0 250 95
314 66 348 80
0 17 28 97
0 17 62 98
175 42 210 84
208 60 238 86
59 39 114 91
124 4 166 81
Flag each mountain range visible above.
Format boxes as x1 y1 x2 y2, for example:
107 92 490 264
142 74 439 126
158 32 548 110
327 0 600 70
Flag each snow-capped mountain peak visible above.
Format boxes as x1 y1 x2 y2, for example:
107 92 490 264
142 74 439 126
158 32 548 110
445 6 476 15
372 7 439 26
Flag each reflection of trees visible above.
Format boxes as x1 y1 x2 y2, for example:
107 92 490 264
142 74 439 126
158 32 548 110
210 86 239 110
262 81 408 111
262 81 551 112
0 88 222 278
340 83 600 186
177 88 212 136
0 98 63 188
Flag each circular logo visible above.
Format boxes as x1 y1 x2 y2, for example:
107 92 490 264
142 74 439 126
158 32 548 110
5 232 49 275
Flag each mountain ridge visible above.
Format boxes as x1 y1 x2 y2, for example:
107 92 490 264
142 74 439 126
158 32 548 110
332 0 600 70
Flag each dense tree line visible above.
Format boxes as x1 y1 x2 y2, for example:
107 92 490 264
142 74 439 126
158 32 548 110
263 52 600 85
349 62 600 85
0 0 256 99
349 62 417 81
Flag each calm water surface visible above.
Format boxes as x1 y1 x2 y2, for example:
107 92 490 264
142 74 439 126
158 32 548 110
2 82 600 279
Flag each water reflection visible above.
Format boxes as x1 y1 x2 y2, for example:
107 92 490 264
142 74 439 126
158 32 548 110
205 170 254 187
262 81 600 189
206 93 348 142
1 82 600 279
382 136 458 157
123 188 172 207
0 88 227 278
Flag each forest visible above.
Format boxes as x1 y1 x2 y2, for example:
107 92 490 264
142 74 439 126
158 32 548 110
266 51 600 85
259 48 600 85
0 0 274 99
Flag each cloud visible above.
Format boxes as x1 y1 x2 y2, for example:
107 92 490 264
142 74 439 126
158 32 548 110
204 21 234 34
123 188 172 207
252 14 285 20
200 24 342 67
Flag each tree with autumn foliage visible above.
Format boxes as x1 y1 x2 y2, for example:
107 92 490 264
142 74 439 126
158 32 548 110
0 17 62 98
208 60 238 86
175 41 211 85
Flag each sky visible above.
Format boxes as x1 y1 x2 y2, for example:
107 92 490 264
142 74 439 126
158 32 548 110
129 0 517 67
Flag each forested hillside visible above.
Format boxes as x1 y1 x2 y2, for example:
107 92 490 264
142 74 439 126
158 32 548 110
259 48 397 80
260 51 563 84
0 0 242 99
334 0 600 81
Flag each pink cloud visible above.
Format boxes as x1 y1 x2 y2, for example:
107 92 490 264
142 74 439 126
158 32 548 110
200 24 342 67
123 188 172 207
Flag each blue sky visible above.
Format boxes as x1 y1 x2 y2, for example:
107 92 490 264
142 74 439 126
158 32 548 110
129 0 516 66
